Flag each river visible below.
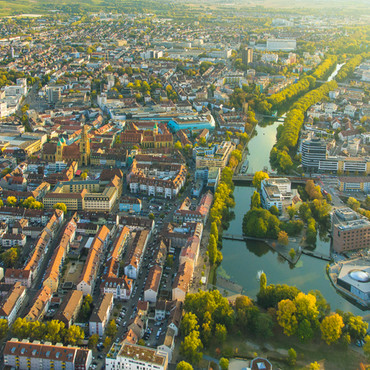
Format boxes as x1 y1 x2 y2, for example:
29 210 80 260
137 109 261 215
217 62 366 316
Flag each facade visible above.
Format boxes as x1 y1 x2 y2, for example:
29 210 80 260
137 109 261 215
0 282 26 324
144 265 163 303
25 285 53 321
106 343 168 370
337 264 370 305
332 208 370 253
195 141 236 169
174 191 213 224
43 178 120 212
338 176 370 192
267 38 296 51
260 178 293 212
55 290 83 328
127 160 187 199
242 47 253 65
4 340 92 370
124 230 150 279
301 137 327 171
89 292 114 336
77 226 110 295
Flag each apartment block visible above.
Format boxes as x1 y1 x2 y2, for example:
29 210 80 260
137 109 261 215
89 293 114 336
332 208 370 253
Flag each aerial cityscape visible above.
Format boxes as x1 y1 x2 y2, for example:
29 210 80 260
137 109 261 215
0 0 368 369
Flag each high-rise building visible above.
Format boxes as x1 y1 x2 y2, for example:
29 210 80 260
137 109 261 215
301 137 327 171
242 47 253 65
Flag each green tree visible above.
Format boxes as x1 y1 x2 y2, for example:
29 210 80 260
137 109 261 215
53 203 67 214
148 213 155 220
286 206 296 220
288 248 296 259
103 336 111 348
176 361 194 370
106 320 117 338
181 313 199 337
252 171 269 191
288 348 297 366
0 319 8 339
320 313 344 345
363 335 370 359
1 248 19 268
207 234 218 265
88 334 99 349
259 273 267 292
251 191 261 208
215 323 227 343
180 330 203 365
219 358 229 370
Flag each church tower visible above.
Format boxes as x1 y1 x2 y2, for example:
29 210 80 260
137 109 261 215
153 122 158 135
79 125 90 166
56 138 66 162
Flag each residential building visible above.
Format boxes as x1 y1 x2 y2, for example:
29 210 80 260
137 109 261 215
242 47 253 65
4 340 92 370
127 160 187 199
25 285 53 321
89 292 114 336
173 191 213 224
55 290 83 328
144 265 162 303
0 282 26 324
77 225 110 295
267 38 296 51
106 343 168 370
172 261 194 302
124 230 150 279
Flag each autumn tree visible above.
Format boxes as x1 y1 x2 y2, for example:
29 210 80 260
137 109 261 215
176 361 194 370
278 230 289 245
6 196 17 207
88 334 99 349
180 330 203 365
220 357 229 370
64 325 84 345
0 319 8 339
277 299 298 336
305 180 323 200
181 313 199 337
53 203 67 214
0 247 19 268
106 320 118 337
320 313 344 345
252 171 269 190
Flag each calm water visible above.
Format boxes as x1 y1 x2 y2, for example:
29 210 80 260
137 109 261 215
218 66 366 316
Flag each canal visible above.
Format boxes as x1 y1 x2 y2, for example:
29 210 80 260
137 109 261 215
217 63 366 316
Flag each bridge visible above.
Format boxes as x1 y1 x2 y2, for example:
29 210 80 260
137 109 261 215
222 233 271 242
301 249 331 261
232 173 315 184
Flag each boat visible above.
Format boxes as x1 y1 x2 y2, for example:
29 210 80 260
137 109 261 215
241 159 249 173
257 270 264 280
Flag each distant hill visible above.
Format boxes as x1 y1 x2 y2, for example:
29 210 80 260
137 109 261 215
0 0 368 17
